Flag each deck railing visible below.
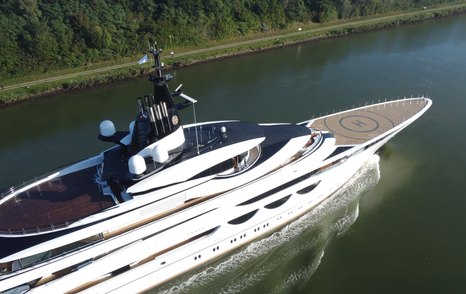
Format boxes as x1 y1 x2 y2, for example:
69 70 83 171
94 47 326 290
0 175 47 200
0 221 71 236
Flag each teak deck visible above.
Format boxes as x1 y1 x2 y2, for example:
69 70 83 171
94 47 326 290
308 98 429 145
0 167 115 235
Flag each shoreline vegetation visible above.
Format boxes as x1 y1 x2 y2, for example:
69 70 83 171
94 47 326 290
1 2 466 107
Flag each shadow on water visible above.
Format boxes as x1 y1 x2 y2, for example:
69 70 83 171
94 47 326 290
152 155 381 294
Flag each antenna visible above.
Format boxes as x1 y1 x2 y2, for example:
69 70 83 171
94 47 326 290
180 93 199 154
179 93 197 103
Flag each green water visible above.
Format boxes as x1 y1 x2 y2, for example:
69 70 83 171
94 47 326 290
1 15 466 293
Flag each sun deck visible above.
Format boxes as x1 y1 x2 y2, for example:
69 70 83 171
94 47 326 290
308 98 430 145
0 167 115 235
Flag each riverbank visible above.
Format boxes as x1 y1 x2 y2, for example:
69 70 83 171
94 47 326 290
1 2 466 107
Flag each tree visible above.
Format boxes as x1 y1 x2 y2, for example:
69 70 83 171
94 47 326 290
314 0 338 22
0 0 458 81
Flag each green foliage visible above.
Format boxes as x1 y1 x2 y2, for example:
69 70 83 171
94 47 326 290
314 0 339 22
0 0 459 81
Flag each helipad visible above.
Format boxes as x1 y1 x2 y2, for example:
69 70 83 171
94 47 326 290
308 98 429 145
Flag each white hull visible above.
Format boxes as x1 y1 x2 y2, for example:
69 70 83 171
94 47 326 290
31 134 387 293
0 89 431 294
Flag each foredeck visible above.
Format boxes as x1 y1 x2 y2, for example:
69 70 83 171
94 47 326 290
308 98 430 145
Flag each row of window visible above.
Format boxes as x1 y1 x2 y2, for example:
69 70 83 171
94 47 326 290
231 181 322 226
238 170 322 207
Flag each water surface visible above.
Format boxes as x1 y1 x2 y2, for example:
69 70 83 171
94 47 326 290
1 15 466 293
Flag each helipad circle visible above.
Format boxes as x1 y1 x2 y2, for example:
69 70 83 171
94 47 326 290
339 115 379 133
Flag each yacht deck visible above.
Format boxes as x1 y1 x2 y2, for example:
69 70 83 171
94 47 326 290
308 98 430 145
0 166 115 235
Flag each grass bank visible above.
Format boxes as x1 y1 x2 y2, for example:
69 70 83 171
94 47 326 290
1 2 466 107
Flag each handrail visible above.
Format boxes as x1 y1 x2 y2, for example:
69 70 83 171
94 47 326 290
0 172 57 202
0 221 71 236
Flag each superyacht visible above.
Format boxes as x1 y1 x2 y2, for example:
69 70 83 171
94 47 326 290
0 46 431 293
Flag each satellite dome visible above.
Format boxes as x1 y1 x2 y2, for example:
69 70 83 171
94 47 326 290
128 155 147 175
99 120 116 137
152 144 169 163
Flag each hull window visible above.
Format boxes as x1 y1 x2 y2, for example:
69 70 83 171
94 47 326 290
264 195 291 209
228 209 259 225
238 172 313 206
324 146 352 160
296 181 321 195
1 233 104 274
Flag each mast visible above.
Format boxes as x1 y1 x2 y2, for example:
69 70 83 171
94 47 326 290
131 43 182 154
